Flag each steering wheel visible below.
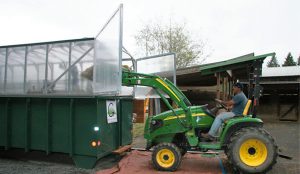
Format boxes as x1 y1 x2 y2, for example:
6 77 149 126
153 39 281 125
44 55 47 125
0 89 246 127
214 99 227 109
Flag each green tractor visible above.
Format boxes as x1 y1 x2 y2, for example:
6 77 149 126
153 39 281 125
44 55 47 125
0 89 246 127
122 69 278 174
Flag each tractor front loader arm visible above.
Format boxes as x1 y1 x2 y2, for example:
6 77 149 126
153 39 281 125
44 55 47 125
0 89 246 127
122 70 193 127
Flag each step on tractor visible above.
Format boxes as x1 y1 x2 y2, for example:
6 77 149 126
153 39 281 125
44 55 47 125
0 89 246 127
122 68 278 174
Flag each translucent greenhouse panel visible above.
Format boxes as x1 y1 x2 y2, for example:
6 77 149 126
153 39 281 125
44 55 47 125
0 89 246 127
0 48 5 93
26 45 47 94
135 53 176 99
46 43 70 94
137 54 176 82
6 47 26 94
70 40 94 94
122 58 134 70
93 5 122 95
121 59 134 96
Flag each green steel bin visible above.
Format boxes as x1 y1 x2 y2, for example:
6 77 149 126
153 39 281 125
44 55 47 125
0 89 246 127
0 96 133 168
0 5 136 168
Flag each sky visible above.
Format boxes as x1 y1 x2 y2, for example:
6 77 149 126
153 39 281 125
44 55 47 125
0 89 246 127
0 0 299 66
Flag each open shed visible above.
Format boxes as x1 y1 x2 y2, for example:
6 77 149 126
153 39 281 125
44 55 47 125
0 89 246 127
176 53 275 116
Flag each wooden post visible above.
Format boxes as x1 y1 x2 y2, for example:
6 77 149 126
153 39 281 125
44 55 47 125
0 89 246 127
224 77 228 100
298 83 300 121
228 77 231 99
216 72 221 99
148 99 154 117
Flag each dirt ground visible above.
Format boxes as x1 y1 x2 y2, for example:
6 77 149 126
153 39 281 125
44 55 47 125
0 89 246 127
97 150 229 174
0 121 299 174
263 122 300 174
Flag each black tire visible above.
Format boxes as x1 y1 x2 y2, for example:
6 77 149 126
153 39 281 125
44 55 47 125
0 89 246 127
152 143 182 171
180 148 187 156
227 127 278 174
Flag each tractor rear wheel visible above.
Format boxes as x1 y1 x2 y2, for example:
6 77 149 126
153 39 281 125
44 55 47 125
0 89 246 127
152 143 182 171
227 127 278 173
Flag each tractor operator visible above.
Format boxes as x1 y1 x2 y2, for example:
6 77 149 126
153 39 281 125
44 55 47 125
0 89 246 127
201 82 247 140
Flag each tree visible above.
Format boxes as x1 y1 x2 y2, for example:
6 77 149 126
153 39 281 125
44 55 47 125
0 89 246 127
297 55 300 66
267 56 280 67
135 23 207 68
282 52 296 67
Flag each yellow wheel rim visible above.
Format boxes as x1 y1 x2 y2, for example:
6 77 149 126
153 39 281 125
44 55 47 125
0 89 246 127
156 148 175 168
239 138 268 167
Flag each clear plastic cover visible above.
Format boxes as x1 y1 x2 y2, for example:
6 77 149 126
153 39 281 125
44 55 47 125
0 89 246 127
93 6 122 95
0 39 95 95
122 59 134 70
0 48 6 93
121 59 134 96
70 40 94 94
46 43 70 94
6 47 26 94
0 5 124 96
135 53 176 99
26 45 47 94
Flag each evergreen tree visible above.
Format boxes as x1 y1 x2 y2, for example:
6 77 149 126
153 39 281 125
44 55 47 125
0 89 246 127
282 52 296 66
267 56 280 67
297 55 300 66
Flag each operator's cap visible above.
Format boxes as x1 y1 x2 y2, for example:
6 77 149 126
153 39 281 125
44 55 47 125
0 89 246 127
233 82 243 90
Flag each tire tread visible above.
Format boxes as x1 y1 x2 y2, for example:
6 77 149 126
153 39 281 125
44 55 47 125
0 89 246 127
227 127 278 174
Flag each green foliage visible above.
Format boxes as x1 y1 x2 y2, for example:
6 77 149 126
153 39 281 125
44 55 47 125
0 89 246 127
267 56 280 67
282 52 297 67
135 23 207 68
297 55 300 66
133 123 145 138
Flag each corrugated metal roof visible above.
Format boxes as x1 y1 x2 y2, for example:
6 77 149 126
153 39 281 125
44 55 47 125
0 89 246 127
199 53 274 71
177 52 275 76
262 66 300 77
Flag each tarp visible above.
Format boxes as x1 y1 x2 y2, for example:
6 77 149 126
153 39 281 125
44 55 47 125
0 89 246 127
97 150 226 174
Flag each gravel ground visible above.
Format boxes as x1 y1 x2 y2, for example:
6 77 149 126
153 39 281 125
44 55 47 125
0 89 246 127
0 158 90 174
0 150 120 174
0 121 299 174
263 122 300 174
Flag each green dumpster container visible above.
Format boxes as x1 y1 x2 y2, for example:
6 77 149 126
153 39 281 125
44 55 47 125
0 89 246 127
0 96 133 168
0 5 134 168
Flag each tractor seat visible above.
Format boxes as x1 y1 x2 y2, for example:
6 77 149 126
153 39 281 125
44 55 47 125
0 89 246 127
224 100 252 124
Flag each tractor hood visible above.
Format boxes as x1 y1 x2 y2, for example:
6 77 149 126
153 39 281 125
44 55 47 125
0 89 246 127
152 105 205 121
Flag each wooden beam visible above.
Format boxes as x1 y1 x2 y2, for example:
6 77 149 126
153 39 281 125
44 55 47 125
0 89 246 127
222 77 226 100
298 83 300 121
216 72 221 99
179 86 217 92
113 145 132 154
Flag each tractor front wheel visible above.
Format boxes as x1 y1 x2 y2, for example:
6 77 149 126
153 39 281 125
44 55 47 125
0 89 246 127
152 143 182 171
227 127 278 173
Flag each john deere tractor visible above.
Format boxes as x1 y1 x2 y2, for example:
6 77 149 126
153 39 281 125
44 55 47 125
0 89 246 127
122 69 278 174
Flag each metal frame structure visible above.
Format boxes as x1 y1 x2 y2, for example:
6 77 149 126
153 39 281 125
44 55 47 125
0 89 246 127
94 4 123 95
0 4 135 169
0 38 95 95
136 52 177 85
134 53 176 99
0 5 125 96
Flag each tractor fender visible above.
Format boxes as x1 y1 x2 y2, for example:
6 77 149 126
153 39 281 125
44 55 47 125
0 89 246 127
220 117 263 146
146 133 177 150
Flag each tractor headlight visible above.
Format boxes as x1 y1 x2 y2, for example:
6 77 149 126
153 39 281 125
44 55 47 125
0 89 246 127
151 120 157 125
150 119 163 131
